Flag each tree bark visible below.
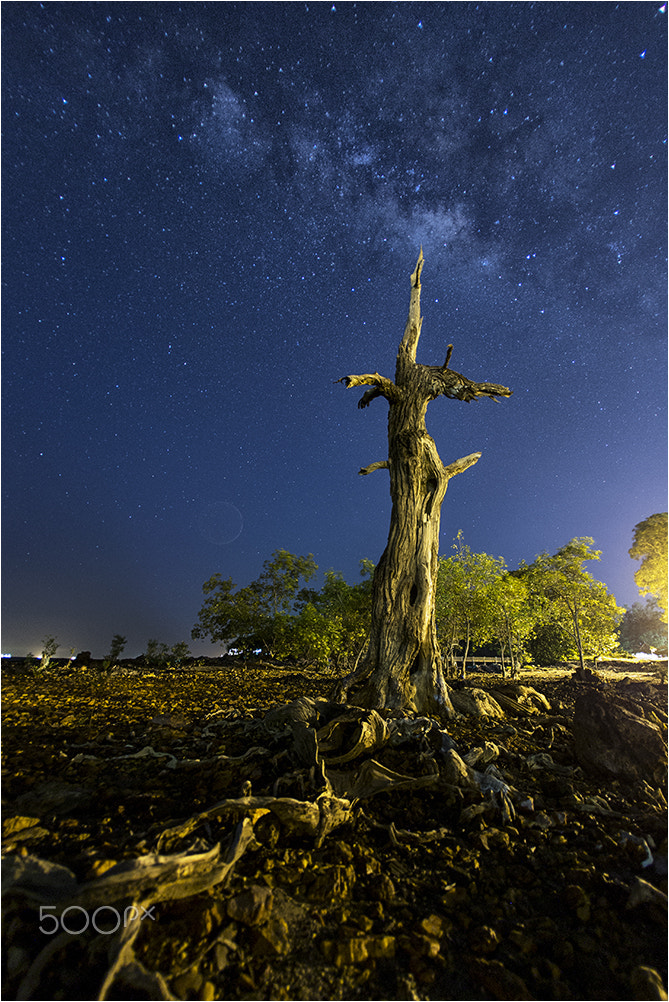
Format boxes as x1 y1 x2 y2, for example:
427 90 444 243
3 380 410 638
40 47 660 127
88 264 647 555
332 251 511 719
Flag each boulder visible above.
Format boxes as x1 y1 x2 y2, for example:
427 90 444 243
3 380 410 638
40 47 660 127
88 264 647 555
573 689 667 784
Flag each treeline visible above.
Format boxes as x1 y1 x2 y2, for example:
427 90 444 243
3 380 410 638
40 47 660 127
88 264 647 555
191 537 668 672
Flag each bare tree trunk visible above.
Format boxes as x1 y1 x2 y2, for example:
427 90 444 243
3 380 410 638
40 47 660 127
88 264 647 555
504 610 516 678
460 620 472 680
332 251 511 720
570 600 586 672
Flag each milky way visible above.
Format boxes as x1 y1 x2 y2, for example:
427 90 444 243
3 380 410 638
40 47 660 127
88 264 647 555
2 3 666 656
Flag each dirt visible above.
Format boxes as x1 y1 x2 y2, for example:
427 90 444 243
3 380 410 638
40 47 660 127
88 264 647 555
1 661 667 1001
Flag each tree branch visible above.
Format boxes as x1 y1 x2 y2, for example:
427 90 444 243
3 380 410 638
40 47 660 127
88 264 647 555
398 248 424 364
424 364 512 403
359 460 390 476
335 372 400 407
443 452 482 479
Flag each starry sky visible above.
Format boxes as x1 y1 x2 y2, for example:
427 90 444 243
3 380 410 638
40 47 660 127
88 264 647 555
2 2 667 658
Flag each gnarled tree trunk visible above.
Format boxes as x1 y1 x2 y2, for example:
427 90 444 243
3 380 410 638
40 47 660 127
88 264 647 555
333 251 511 720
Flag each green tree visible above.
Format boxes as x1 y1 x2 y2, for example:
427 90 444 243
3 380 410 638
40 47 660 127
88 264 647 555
618 598 669 655
145 638 170 666
298 562 373 669
168 641 191 668
489 573 535 676
192 549 318 656
525 538 624 671
435 534 506 676
40 636 59 670
277 603 343 666
525 621 576 667
629 513 668 621
107 634 127 662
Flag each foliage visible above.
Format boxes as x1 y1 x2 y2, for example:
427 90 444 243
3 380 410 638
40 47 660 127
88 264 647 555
629 513 668 621
488 572 535 675
190 536 626 672
525 622 576 666
192 551 372 667
436 533 506 673
293 563 374 667
618 598 669 655
40 636 59 670
192 549 318 657
523 537 624 670
107 634 127 662
436 535 537 675
145 639 192 669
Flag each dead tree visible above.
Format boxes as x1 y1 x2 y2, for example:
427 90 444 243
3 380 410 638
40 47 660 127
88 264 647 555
333 250 512 719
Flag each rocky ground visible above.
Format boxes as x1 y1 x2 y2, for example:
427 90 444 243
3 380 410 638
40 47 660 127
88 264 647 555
1 660 667 1001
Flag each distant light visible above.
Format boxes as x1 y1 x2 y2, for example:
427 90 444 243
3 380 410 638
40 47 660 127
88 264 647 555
1 653 11 658
640 49 647 59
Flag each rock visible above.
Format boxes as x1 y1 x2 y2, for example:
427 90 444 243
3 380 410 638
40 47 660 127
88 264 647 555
573 689 667 783
172 968 202 999
88 858 118 878
2 816 41 836
468 957 536 1000
368 873 396 902
323 933 396 965
469 924 501 953
419 914 444 938
307 863 356 901
15 780 93 817
252 915 291 955
227 885 274 925
630 965 668 1000
563 884 591 921
626 877 668 921
450 688 505 718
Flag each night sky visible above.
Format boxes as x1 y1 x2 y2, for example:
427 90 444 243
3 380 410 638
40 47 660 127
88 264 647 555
2 2 667 658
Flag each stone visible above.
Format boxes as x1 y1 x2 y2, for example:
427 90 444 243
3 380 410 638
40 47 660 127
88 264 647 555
252 915 291 955
563 884 591 921
468 958 535 1000
88 858 118 878
2 816 41 836
630 965 668 1000
469 924 501 953
368 872 396 902
573 689 667 783
307 863 356 901
172 969 202 999
419 914 445 938
227 885 273 926
15 780 93 816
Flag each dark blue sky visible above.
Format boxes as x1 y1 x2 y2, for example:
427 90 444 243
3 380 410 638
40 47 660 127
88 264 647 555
2 2 667 657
